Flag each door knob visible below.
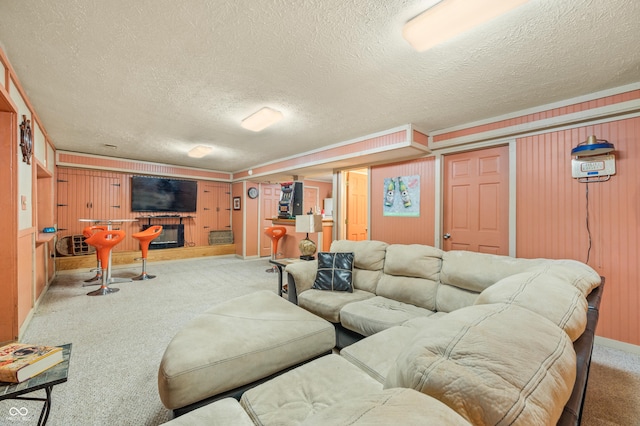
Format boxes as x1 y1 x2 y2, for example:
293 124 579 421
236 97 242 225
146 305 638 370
443 233 451 239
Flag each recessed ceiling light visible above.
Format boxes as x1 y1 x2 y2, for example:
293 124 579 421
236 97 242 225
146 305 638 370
402 0 530 52
241 107 284 132
188 145 213 158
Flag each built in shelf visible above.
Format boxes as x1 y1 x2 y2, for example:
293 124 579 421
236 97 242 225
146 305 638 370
136 215 195 225
36 232 56 244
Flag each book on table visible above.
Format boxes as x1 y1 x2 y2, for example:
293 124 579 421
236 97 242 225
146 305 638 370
0 343 64 383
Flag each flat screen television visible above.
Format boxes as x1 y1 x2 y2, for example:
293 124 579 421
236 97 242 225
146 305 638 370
131 176 197 213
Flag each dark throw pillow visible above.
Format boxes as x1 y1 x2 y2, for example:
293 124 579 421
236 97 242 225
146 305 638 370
312 252 355 292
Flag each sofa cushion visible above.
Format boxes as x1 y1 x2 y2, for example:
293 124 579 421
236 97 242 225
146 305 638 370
339 296 436 337
301 388 471 425
298 289 375 323
340 325 421 383
434 283 481 313
330 240 388 293
440 250 543 293
240 354 383 425
383 244 442 280
312 252 354 292
527 260 601 297
385 303 576 425
475 270 588 341
330 240 387 271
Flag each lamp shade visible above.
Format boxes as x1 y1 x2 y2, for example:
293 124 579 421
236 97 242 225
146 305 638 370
295 215 323 233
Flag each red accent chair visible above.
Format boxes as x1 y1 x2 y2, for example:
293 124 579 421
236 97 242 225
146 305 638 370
131 226 163 280
84 230 126 296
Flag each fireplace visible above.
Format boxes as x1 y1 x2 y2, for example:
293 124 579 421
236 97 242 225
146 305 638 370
143 224 184 249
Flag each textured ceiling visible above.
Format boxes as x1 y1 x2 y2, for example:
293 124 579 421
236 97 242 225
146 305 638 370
0 0 639 179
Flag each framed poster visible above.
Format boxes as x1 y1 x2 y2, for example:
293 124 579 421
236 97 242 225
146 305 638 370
233 196 241 210
382 175 420 217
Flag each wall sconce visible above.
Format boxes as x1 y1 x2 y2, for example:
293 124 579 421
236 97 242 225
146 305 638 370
295 214 323 260
571 135 616 182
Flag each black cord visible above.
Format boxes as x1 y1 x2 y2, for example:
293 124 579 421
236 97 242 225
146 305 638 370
585 182 592 264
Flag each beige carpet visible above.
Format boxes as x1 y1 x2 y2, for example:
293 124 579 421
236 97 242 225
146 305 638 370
1 256 639 425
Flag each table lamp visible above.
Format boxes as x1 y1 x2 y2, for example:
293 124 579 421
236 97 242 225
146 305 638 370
295 214 323 260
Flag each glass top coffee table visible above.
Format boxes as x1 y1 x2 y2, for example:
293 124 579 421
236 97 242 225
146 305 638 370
0 343 71 425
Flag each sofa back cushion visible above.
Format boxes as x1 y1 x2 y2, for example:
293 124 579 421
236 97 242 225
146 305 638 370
475 271 589 341
376 244 443 310
330 240 388 293
526 260 601 297
385 303 576 425
436 250 545 312
440 250 544 292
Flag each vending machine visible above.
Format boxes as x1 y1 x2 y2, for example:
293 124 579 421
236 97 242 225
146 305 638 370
278 181 303 218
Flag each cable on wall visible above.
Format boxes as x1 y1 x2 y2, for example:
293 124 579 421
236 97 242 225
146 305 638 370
584 182 592 264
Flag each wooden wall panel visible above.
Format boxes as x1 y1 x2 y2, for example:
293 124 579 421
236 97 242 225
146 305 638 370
56 168 231 253
434 89 640 142
237 130 408 178
370 157 436 245
516 116 640 345
17 232 33 327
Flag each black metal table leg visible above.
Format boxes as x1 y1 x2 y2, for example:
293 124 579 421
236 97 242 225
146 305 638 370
38 386 52 426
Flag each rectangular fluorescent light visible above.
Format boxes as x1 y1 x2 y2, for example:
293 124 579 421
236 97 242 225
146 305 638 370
402 0 530 52
188 145 213 158
241 107 283 132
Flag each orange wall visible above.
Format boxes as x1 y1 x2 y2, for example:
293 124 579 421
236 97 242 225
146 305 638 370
516 117 640 345
370 157 436 244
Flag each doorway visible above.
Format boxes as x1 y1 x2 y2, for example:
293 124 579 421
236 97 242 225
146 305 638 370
442 145 509 254
344 169 368 241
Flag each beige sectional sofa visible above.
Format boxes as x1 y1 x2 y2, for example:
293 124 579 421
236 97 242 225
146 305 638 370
166 239 603 425
281 240 603 425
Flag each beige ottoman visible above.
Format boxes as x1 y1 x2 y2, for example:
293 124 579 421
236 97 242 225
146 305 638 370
158 290 335 414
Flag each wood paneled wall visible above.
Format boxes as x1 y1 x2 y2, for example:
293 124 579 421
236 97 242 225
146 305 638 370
370 157 436 245
56 168 231 253
516 117 640 345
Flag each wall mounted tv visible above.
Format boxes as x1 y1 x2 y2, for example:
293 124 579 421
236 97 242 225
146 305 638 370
131 176 198 213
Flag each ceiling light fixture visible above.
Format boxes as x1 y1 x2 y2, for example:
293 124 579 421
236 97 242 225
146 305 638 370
402 0 531 52
188 145 213 158
241 107 283 132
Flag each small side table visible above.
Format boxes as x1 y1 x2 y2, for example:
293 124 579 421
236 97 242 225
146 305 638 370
0 343 72 426
269 258 304 300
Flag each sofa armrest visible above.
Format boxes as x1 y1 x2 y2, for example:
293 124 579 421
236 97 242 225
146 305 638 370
285 260 318 304
557 278 604 426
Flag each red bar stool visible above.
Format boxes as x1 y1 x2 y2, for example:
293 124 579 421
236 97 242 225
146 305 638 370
131 225 163 280
264 226 287 273
84 230 126 296
82 225 108 285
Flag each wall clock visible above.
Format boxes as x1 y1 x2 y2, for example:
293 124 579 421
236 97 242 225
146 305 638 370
19 115 33 165
247 187 259 199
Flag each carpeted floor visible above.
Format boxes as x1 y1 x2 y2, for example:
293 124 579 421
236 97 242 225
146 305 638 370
1 256 639 425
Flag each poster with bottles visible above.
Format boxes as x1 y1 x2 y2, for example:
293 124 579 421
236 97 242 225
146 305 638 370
383 175 420 217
